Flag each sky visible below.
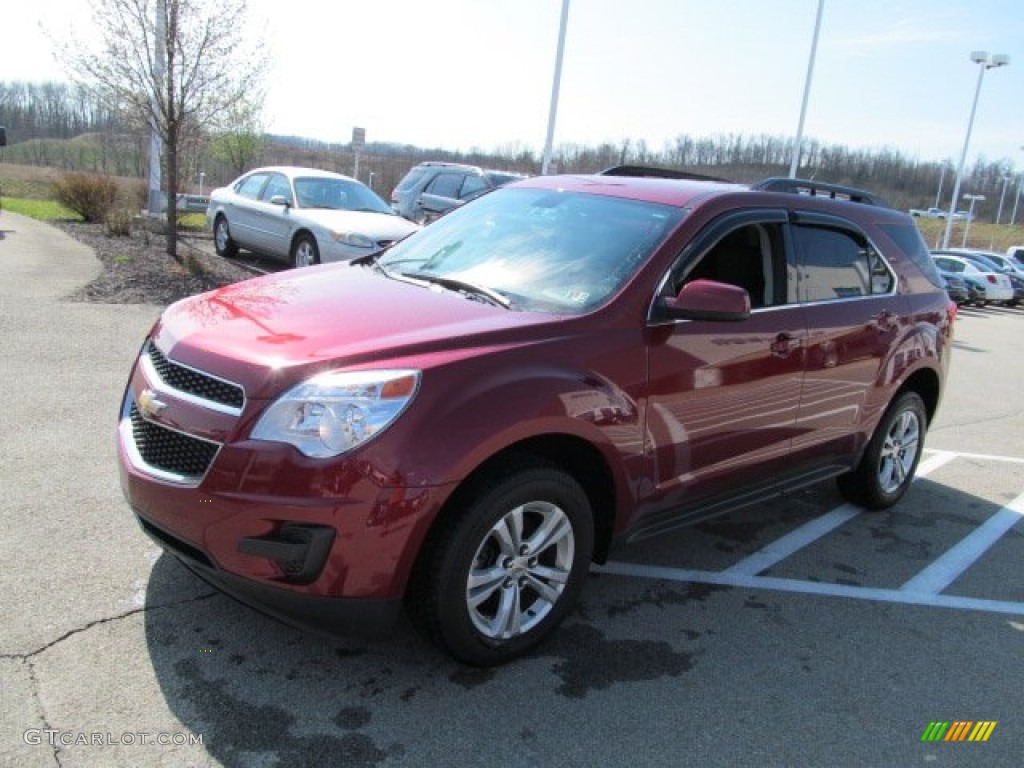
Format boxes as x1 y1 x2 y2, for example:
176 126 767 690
2 0 1022 168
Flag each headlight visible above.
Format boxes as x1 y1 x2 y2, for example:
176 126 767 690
331 231 376 249
251 369 420 458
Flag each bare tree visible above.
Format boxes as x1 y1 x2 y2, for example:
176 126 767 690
209 99 265 179
55 0 267 260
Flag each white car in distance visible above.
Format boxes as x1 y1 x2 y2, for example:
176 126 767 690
208 166 419 268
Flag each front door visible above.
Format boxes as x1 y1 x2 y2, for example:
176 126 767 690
640 213 806 531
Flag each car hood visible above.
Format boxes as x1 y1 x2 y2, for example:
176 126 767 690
292 207 419 240
152 264 560 399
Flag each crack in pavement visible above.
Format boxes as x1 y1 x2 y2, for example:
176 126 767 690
3 591 218 767
0 592 219 662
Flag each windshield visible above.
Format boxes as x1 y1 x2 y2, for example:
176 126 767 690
376 187 682 314
293 177 393 214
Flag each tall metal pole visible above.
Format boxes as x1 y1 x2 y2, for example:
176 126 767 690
995 175 1010 225
960 194 984 248
541 0 570 175
788 0 825 178
1012 146 1024 226
1011 176 1022 226
941 52 1010 248
933 165 947 209
147 0 166 215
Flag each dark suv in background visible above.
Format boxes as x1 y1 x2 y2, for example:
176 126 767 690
390 161 526 223
119 170 953 666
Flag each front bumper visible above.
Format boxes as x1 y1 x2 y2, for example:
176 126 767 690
117 339 455 634
135 511 402 636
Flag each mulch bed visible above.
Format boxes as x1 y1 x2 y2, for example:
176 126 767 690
55 221 257 306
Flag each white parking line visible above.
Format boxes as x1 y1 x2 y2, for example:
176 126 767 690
597 450 1024 617
722 505 861 577
900 491 1024 594
723 450 956 578
594 560 1024 617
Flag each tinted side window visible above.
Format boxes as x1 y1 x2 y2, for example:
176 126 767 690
460 174 487 199
396 166 430 192
425 173 465 198
679 221 789 309
879 222 943 288
236 173 268 199
793 224 893 302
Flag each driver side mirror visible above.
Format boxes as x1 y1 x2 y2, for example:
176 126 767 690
657 279 751 322
269 195 292 208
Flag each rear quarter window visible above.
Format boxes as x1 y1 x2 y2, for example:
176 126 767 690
878 222 944 288
792 224 893 301
396 167 430 192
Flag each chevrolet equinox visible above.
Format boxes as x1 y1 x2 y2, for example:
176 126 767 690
118 171 953 665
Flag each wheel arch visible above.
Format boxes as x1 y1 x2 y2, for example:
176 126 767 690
896 366 941 425
290 228 318 252
409 433 619 599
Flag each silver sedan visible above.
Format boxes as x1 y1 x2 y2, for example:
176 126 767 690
207 166 419 268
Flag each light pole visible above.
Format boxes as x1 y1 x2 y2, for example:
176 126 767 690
961 194 985 247
995 175 1011 224
541 0 570 175
933 163 949 209
199 172 205 198
940 51 1010 249
1011 175 1023 226
1012 146 1024 226
789 0 825 178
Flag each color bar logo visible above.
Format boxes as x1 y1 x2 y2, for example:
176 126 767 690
921 721 997 742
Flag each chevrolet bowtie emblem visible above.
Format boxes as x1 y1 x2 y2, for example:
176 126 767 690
138 388 168 418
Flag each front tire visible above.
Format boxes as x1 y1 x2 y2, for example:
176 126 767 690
412 462 594 666
213 215 238 258
837 391 927 510
291 233 320 268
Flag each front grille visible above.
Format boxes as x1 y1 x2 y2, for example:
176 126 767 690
130 403 219 480
147 342 244 410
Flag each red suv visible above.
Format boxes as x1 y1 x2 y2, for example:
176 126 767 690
118 171 953 665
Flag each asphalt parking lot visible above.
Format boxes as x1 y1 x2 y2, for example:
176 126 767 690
2 212 1023 767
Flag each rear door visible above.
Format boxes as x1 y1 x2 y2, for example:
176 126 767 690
787 213 902 470
250 172 294 258
641 211 807 529
227 172 270 250
417 172 475 222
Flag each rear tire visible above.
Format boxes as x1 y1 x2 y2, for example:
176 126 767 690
411 462 594 666
837 391 927 510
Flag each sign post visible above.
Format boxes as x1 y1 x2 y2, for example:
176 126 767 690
351 127 366 180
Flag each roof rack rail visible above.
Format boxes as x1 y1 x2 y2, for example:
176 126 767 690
751 177 889 208
599 165 730 183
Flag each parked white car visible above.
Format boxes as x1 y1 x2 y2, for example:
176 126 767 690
931 253 1014 304
207 167 419 268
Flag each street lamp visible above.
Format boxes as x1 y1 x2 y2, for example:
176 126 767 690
541 0 570 175
995 175 1012 224
1012 146 1024 226
1011 175 1023 226
961 193 985 247
940 51 1010 248
789 0 825 178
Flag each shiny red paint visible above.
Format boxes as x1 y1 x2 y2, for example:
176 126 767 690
118 173 951 633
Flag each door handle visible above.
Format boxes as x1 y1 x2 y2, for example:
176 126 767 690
770 332 799 357
871 310 898 332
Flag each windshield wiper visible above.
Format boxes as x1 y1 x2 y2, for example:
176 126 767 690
401 272 511 309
